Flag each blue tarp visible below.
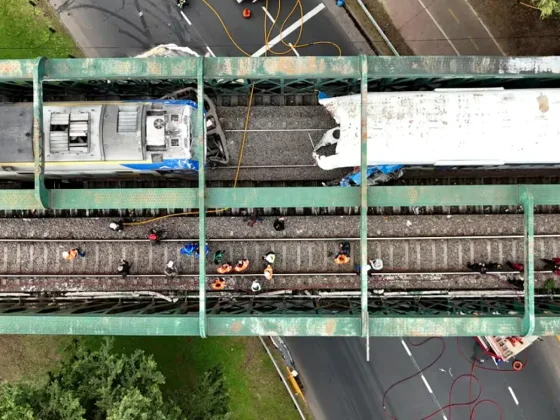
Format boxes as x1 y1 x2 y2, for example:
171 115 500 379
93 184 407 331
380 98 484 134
339 165 404 186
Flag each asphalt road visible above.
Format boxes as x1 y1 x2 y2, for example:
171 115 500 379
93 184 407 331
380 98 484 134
285 336 560 420
381 0 505 55
48 0 358 57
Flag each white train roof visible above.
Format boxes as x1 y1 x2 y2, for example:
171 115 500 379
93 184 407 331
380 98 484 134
314 88 560 170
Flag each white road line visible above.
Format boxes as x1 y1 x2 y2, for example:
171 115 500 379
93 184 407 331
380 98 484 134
262 6 276 23
416 0 460 56
462 0 506 56
206 46 216 57
288 42 300 56
251 3 325 57
508 386 520 405
421 374 433 394
180 10 192 25
401 339 412 356
400 339 447 420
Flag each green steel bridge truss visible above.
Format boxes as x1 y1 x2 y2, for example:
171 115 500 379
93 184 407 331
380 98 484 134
1 55 560 337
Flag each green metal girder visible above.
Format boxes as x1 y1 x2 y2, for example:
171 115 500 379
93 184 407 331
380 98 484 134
359 55 369 347
522 187 535 336
3 56 560 82
4 185 560 211
0 314 559 336
196 57 207 338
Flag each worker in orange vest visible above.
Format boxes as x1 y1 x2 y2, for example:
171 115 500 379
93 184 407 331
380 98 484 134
234 259 250 272
217 263 233 274
334 253 350 265
62 248 85 260
264 264 273 280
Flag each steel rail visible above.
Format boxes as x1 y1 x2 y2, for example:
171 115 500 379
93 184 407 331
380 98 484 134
0 270 550 278
3 234 560 242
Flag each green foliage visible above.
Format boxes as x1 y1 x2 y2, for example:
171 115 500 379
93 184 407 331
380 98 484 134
545 278 556 293
531 0 560 18
0 338 230 420
0 384 35 420
177 365 231 420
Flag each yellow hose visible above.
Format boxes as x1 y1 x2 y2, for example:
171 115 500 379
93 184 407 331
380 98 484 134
124 0 341 227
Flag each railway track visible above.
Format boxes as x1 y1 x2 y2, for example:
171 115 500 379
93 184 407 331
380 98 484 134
0 234 557 293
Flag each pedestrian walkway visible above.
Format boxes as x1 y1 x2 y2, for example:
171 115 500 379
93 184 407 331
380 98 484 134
377 0 505 55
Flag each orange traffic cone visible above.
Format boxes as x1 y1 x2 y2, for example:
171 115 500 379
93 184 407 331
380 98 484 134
242 8 251 18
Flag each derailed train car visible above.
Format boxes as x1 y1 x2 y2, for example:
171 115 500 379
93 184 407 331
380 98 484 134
313 88 560 172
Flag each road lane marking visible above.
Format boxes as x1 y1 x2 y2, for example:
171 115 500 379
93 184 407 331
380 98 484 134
206 46 216 57
468 36 480 51
421 374 433 393
288 42 300 56
508 386 519 405
416 0 460 55
252 3 325 57
262 6 276 23
462 0 506 56
448 8 460 24
400 339 447 420
180 10 192 25
401 339 412 356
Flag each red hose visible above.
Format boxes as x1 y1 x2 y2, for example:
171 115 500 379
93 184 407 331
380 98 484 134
381 337 525 419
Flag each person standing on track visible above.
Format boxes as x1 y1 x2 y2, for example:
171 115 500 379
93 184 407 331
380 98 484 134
217 263 233 274
164 260 178 277
334 241 351 265
62 248 85 260
507 261 524 272
467 262 487 274
264 264 273 280
148 229 162 244
273 218 286 231
109 221 124 232
542 258 560 275
117 259 131 279
213 250 225 265
263 251 276 265
234 259 250 272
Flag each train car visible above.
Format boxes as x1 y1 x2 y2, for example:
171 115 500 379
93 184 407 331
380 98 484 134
0 99 227 180
313 88 560 171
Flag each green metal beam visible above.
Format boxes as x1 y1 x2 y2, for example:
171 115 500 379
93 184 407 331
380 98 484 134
5 185 560 211
367 56 560 79
0 314 559 336
359 55 369 355
32 57 48 209
522 187 535 336
197 57 207 338
2 56 560 82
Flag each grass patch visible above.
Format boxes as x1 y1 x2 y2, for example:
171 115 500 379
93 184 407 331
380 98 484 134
0 0 82 59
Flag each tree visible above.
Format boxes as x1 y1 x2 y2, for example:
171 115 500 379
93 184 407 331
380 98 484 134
0 338 231 419
0 338 199 420
531 0 560 18
180 366 231 420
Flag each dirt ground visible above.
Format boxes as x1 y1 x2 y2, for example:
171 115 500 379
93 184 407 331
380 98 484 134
468 0 560 55
0 335 70 383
